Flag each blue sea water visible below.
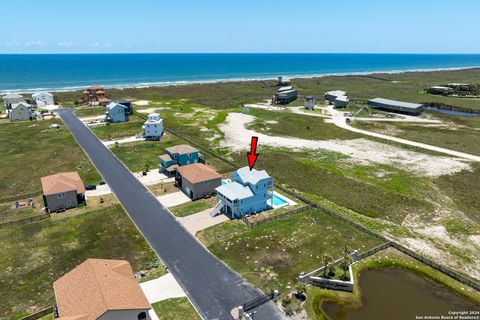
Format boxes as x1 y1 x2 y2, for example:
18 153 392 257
1 53 480 92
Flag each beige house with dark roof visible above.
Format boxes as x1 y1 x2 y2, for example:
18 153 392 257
41 172 86 212
53 259 151 320
176 163 222 200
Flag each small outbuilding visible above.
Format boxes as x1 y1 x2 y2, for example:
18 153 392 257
143 113 163 140
40 172 86 212
368 98 423 116
105 102 128 123
304 96 315 110
8 102 33 122
32 92 54 106
176 163 222 200
325 90 347 104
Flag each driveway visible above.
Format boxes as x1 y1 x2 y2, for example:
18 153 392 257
157 191 191 208
57 109 286 320
177 208 229 235
140 273 186 303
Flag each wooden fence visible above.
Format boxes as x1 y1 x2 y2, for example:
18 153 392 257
0 190 43 203
0 213 50 229
242 205 310 228
20 307 53 320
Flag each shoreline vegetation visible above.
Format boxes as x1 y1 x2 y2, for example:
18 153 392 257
305 248 480 320
1 66 479 94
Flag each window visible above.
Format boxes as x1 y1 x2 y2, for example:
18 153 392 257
189 153 192 158
57 192 66 199
137 312 147 320
205 180 211 185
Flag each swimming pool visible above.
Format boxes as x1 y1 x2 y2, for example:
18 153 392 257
269 194 288 207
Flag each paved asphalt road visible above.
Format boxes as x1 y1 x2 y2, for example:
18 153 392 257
58 109 286 320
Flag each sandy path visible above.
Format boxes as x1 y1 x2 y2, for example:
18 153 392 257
219 113 470 177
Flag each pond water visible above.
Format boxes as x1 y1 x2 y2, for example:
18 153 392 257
426 106 479 116
322 268 479 320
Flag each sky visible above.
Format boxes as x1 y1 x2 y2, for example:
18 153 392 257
1 0 479 54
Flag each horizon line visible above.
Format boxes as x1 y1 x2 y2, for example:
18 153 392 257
1 52 480 55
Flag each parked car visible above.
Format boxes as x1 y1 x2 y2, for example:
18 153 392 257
85 184 97 190
99 180 106 185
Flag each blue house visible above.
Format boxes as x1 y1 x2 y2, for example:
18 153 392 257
113 99 133 115
214 167 273 219
159 144 200 176
105 102 128 123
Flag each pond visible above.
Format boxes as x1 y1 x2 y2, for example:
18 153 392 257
426 106 479 116
322 268 479 320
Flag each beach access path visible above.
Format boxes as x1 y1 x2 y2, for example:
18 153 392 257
57 109 286 320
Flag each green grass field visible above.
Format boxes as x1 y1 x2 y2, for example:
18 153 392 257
1 205 158 318
152 298 200 320
74 106 106 118
0 119 100 199
170 197 217 217
91 115 145 140
198 209 384 292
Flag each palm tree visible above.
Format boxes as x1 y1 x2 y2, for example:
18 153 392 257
341 246 351 281
322 254 332 278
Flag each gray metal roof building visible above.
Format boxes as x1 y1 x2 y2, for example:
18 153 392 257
368 98 423 116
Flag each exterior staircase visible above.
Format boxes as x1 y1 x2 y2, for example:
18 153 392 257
210 202 224 217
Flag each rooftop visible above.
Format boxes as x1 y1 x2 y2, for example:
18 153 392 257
3 93 24 99
32 92 53 97
326 90 348 96
41 172 85 196
178 163 221 184
54 259 150 320
216 181 254 200
234 166 271 186
335 95 349 102
159 154 173 162
12 101 32 109
106 102 127 110
166 144 199 155
368 98 423 110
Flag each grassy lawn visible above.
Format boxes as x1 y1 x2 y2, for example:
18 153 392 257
90 115 145 140
197 209 384 293
110 133 186 172
170 197 217 217
1 205 158 318
0 119 100 199
304 248 480 320
152 298 200 320
74 106 106 118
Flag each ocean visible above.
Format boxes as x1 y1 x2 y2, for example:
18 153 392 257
1 53 480 93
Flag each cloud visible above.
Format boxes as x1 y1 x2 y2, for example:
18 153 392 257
57 41 73 47
5 40 20 47
25 41 46 47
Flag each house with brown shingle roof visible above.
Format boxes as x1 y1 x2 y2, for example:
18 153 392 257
53 259 151 320
176 163 222 200
40 172 86 212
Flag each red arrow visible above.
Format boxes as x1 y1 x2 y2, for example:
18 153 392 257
247 136 259 171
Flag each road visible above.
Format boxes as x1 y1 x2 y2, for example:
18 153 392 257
58 109 286 320
327 107 480 162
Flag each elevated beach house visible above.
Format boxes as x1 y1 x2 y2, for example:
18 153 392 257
83 85 111 106
53 259 151 320
159 144 200 177
32 92 54 106
40 172 86 212
325 90 347 103
105 101 128 123
214 167 273 218
114 99 133 114
8 102 33 122
176 163 222 200
143 113 163 140
368 98 423 116
2 93 25 109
